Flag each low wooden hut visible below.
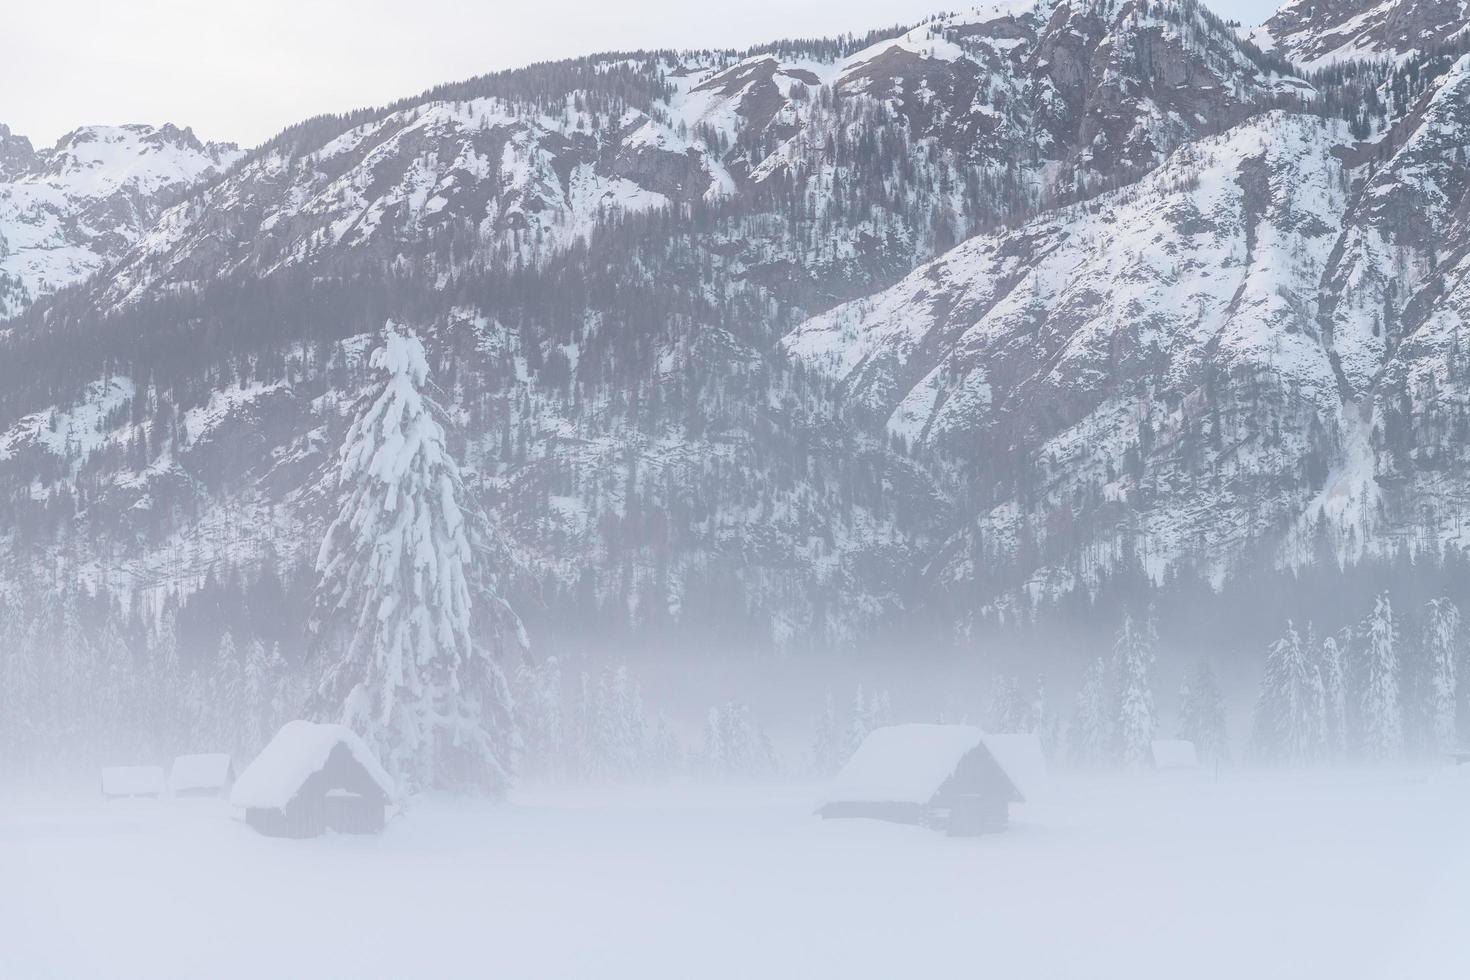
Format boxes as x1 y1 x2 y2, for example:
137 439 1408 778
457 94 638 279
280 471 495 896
101 765 166 800
168 753 236 798
817 725 1047 836
231 721 396 838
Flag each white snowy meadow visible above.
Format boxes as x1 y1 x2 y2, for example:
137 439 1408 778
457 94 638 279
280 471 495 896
3 768 1469 978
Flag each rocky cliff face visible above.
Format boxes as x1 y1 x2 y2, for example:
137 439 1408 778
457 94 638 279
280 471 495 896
1254 0 1470 70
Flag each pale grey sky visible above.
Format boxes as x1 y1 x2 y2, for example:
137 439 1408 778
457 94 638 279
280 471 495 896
2 0 1284 149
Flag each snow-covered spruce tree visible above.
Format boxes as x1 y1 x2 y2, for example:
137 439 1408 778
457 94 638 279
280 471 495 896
213 630 243 752
1252 622 1322 764
513 655 564 779
1112 614 1156 768
312 322 519 795
988 675 1024 732
702 702 778 778
1422 598 1461 754
1070 657 1112 766
1357 594 1403 761
809 692 844 776
847 686 871 757
647 714 683 777
1177 660 1228 763
242 639 270 757
1317 632 1349 759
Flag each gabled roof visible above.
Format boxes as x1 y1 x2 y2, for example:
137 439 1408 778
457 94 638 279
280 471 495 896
820 725 1051 809
231 721 395 810
977 733 1048 803
169 753 234 793
821 724 984 806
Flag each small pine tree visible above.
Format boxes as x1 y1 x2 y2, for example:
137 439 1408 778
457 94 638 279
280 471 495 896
1112 614 1156 768
1422 598 1461 755
1178 660 1228 763
1358 594 1403 760
810 692 844 776
702 702 777 778
847 686 871 757
1253 622 1321 764
514 655 564 779
1317 632 1348 758
1070 657 1112 766
647 714 683 777
988 675 1022 732
243 639 270 756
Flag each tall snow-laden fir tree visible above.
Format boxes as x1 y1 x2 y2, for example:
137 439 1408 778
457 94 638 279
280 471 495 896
1358 594 1402 761
1178 660 1228 762
312 322 519 795
1422 598 1461 754
1112 614 1156 768
1318 632 1348 758
1252 621 1322 764
1070 657 1112 766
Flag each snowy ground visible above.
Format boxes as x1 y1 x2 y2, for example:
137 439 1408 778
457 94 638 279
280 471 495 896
3 767 1469 979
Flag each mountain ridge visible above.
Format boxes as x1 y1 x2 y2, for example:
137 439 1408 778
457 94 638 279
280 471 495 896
2 0 1469 670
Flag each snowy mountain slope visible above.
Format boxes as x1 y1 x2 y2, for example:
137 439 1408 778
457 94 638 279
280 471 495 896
1348 52 1470 548
3 0 1469 660
1252 0 1470 71
0 124 240 317
91 1 1302 316
1320 50 1470 395
785 112 1354 600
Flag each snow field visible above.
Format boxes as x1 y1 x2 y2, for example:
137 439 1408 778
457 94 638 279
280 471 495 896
2 767 1468 979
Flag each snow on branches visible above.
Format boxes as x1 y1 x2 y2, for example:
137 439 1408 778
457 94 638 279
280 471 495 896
312 322 519 795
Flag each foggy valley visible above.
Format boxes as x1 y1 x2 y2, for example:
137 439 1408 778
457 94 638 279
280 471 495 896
4 0 1470 976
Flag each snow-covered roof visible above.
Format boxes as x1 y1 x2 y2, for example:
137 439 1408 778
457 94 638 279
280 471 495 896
1151 740 1200 770
101 765 165 797
231 721 395 810
169 753 234 793
978 733 1049 802
822 724 985 806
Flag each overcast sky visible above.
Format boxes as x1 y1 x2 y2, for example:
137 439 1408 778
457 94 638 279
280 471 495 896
2 0 1284 149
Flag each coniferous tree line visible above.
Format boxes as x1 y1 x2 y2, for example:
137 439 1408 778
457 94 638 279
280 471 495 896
1251 593 1466 763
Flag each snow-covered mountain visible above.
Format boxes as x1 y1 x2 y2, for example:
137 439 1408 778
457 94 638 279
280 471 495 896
92 0 1304 314
0 123 240 317
2 0 1470 668
1251 0 1470 71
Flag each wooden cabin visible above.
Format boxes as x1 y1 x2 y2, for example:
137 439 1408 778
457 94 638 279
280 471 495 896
817 725 1047 836
100 765 166 800
231 721 396 838
168 753 236 798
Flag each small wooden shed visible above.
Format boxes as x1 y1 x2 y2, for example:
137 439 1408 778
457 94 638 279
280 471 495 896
231 721 396 838
101 765 166 800
168 753 236 798
817 725 1047 836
